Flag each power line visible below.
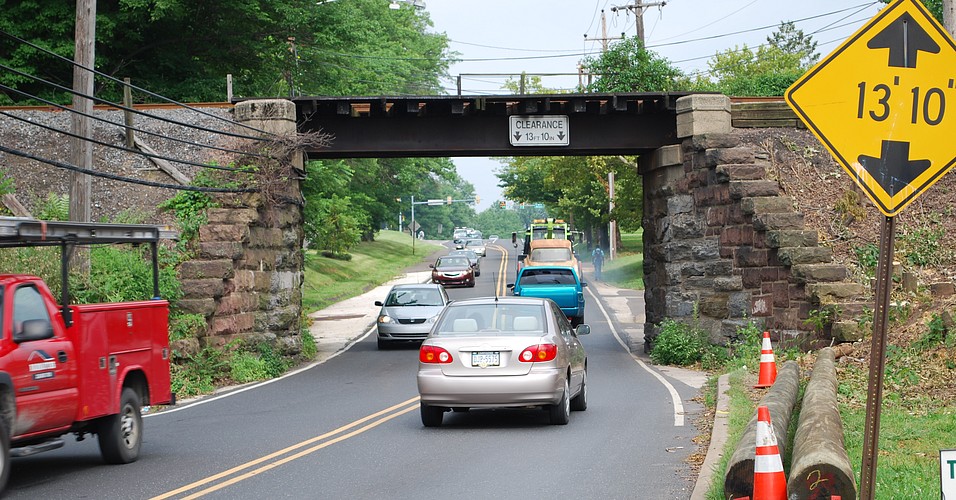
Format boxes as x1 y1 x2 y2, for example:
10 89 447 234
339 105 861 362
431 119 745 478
0 83 276 161
0 29 275 139
0 144 256 193
0 110 255 174
0 63 271 143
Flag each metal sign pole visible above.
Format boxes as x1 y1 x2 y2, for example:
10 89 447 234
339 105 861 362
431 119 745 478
411 195 416 256
859 215 896 500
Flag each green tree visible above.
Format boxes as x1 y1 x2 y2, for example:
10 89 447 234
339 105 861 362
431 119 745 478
580 37 683 92
472 205 526 238
0 0 453 104
701 21 820 97
766 21 819 69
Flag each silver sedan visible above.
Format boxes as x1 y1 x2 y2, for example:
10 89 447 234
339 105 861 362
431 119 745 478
417 296 589 427
375 284 449 349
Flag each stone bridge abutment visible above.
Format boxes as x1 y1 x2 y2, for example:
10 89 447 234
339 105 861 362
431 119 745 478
639 94 864 352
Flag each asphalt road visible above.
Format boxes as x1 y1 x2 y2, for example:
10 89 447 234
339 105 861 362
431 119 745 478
6 242 703 499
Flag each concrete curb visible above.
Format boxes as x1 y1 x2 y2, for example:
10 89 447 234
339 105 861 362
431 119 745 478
690 373 730 500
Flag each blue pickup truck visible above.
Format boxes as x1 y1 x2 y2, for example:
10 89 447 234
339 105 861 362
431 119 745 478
509 266 587 326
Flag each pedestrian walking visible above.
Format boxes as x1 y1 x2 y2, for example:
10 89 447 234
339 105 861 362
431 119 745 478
591 246 605 280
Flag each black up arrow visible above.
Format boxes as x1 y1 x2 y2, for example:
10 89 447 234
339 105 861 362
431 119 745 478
513 131 522 142
858 140 931 197
866 12 939 68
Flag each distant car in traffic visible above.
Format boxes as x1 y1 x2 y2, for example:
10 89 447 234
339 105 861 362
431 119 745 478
463 238 486 257
430 256 476 287
448 249 481 276
417 296 590 427
375 284 450 349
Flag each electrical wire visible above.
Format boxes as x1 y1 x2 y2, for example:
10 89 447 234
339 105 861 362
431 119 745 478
652 0 762 42
0 83 276 161
0 144 256 193
0 29 275 138
0 63 271 143
0 110 255 174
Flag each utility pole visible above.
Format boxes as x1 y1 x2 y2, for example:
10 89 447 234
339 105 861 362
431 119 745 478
610 1 666 43
583 11 625 53
945 0 955 39
70 0 95 271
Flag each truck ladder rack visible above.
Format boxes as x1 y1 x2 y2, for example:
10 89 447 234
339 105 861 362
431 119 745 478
0 217 177 248
0 217 178 326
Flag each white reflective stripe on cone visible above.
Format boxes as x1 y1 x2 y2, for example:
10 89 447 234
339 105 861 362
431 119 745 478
755 453 785 473
760 353 775 362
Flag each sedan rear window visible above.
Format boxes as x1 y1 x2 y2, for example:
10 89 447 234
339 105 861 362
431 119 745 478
435 304 546 336
518 268 576 285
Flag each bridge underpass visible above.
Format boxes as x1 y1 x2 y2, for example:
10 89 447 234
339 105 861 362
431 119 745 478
203 93 863 353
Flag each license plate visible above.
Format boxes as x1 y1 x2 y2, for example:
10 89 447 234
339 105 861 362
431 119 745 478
471 351 500 367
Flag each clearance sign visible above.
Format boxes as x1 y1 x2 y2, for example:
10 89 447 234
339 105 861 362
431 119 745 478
786 0 956 216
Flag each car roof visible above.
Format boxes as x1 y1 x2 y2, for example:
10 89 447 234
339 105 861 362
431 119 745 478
446 296 550 307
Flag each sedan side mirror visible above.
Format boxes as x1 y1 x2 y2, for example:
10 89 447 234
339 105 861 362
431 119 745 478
575 324 591 336
374 301 384 307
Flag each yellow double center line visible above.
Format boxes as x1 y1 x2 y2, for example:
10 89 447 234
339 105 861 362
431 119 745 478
152 397 420 499
488 243 511 297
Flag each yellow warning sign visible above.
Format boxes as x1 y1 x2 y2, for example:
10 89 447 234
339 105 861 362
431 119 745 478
786 0 956 216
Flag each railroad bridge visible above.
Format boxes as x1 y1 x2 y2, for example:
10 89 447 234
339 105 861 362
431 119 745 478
189 93 863 354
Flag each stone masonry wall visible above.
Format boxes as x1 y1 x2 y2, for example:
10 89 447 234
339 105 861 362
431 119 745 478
176 100 305 354
640 95 867 353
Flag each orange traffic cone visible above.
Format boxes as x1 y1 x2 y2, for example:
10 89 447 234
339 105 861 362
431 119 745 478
753 405 787 500
754 331 777 388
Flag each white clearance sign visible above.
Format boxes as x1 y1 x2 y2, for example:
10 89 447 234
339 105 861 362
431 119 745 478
509 115 569 146
943 449 956 499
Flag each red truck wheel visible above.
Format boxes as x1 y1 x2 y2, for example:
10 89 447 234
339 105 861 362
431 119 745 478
98 388 143 464
0 416 9 492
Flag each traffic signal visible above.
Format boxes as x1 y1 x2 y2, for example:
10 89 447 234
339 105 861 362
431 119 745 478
474 195 480 205
447 196 452 205
498 201 506 208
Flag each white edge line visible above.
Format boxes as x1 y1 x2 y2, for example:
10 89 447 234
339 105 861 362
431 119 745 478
151 270 443 416
585 284 685 427
147 325 379 417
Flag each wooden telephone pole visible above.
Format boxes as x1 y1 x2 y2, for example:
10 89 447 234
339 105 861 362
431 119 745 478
610 0 667 43
70 0 96 272
70 0 95 226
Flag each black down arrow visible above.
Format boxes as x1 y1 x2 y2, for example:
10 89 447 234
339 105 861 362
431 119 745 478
866 12 939 68
858 140 931 197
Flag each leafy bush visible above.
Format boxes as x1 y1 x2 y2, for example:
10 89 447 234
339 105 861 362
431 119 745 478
158 169 243 249
35 193 70 221
300 330 317 360
897 226 946 267
171 345 232 397
853 243 880 277
169 313 207 342
650 319 706 366
71 245 183 304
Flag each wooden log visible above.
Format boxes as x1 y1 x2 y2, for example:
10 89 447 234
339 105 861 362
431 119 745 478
133 136 191 185
787 348 857 499
1 194 32 217
724 360 801 499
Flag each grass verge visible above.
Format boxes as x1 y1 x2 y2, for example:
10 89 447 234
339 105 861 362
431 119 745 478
302 230 443 312
603 229 645 289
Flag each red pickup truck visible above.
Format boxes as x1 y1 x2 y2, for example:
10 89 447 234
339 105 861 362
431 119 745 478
0 218 175 491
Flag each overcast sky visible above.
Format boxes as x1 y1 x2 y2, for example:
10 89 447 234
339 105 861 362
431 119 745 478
420 0 884 208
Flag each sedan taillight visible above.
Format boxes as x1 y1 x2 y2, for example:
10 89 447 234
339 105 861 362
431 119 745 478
420 345 453 364
519 344 557 362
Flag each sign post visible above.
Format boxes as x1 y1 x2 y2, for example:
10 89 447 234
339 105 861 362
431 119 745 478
786 1 956 498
